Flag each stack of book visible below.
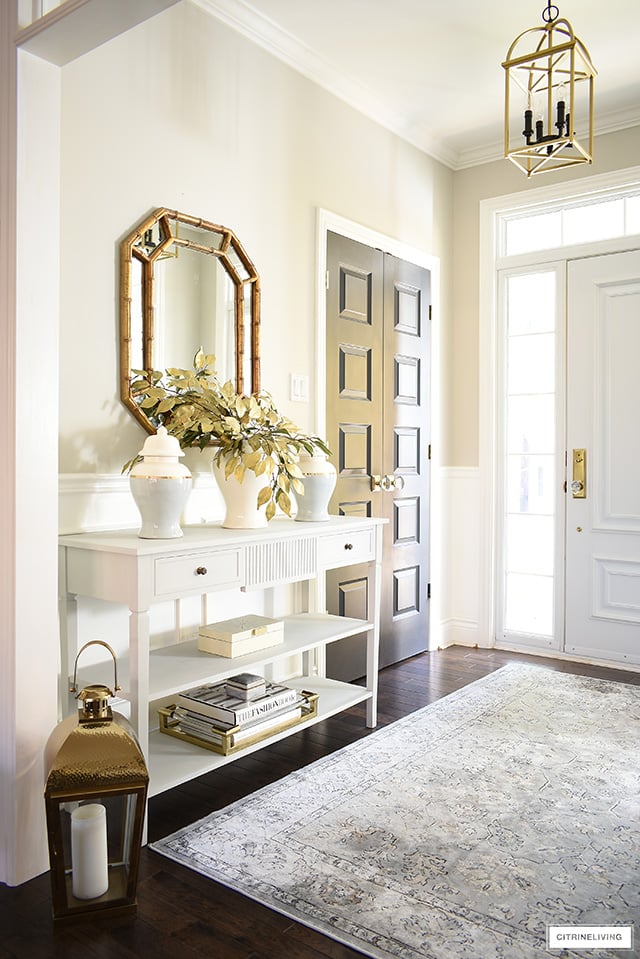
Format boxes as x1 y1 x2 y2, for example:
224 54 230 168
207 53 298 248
159 672 317 755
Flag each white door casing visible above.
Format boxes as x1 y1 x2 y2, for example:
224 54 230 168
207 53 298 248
565 249 640 665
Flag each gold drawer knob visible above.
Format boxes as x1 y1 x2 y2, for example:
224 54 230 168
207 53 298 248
195 566 208 576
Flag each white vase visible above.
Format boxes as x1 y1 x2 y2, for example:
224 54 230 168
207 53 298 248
212 460 271 529
129 427 192 539
293 453 337 522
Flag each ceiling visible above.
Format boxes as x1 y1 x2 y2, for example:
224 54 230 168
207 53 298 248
196 0 640 170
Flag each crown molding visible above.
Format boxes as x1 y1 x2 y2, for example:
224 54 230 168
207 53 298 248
190 0 640 173
188 0 459 169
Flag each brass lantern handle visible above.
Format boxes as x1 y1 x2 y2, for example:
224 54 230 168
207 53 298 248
69 640 121 697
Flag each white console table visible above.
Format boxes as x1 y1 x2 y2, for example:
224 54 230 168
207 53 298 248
58 516 385 800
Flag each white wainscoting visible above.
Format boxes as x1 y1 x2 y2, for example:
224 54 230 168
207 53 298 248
438 467 488 649
59 471 225 535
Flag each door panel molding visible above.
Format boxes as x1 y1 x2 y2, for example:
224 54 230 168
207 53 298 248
594 281 640 530
593 557 640 624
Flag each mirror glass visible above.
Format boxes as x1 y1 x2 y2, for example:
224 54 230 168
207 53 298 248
120 208 260 434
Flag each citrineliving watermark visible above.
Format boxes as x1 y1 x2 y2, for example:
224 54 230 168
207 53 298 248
547 926 634 951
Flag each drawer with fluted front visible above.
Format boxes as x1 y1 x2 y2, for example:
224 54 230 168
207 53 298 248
317 528 375 569
154 548 244 597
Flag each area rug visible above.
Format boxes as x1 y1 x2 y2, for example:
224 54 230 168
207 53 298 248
151 664 640 959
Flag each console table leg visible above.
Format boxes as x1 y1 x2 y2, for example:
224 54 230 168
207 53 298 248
128 608 150 756
366 557 382 728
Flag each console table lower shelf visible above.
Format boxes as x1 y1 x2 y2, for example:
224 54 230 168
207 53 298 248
148 676 370 797
158 690 319 757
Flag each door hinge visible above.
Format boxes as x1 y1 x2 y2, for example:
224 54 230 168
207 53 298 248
428 444 431 460
326 270 330 290
428 304 432 321
427 583 431 600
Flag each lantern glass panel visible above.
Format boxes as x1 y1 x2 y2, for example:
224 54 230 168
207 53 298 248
46 788 146 921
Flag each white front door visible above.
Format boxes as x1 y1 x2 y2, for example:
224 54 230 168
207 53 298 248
565 249 640 665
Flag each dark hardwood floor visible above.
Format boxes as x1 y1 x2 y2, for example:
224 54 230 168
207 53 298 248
2 646 638 959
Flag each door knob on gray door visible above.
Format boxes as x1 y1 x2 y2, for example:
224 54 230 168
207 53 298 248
371 474 405 492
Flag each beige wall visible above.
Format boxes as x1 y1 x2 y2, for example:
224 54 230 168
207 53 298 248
450 125 640 467
58 2 453 477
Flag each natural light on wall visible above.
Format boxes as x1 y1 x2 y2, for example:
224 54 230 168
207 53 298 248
503 271 557 638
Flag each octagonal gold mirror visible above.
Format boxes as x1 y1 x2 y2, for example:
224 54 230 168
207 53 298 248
120 208 261 434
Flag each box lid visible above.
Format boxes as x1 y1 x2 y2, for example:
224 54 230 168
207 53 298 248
199 614 283 642
226 673 266 690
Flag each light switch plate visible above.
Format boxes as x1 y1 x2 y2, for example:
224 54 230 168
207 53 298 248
290 373 309 402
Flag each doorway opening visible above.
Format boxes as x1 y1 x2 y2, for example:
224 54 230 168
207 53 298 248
486 168 640 664
315 210 442 657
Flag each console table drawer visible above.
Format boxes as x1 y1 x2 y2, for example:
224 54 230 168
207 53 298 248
318 528 375 569
154 548 243 596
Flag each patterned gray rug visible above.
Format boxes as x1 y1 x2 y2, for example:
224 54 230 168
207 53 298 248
151 664 640 958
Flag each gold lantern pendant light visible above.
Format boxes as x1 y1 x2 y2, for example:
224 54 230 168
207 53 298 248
503 1 596 176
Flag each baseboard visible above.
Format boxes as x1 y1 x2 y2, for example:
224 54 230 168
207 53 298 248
439 618 487 649
495 639 640 674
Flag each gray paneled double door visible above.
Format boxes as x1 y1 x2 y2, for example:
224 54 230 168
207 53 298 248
325 231 431 680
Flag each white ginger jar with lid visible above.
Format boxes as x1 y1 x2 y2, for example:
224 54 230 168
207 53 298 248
293 452 337 522
129 427 192 538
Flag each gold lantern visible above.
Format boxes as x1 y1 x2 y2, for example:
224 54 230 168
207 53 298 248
44 641 149 923
503 1 596 176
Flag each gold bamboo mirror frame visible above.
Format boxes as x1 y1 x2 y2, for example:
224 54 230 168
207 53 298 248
120 208 261 434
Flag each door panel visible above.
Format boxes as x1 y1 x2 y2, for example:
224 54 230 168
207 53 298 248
565 249 640 664
381 254 430 666
325 233 430 679
325 233 382 680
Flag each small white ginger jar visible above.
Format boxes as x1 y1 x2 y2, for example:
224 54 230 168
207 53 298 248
293 453 337 522
129 427 192 539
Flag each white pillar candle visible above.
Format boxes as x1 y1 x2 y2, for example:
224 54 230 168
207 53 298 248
71 803 109 900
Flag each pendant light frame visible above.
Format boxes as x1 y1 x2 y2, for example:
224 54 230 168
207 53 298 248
503 7 596 177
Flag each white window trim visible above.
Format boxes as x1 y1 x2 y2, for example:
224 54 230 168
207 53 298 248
479 164 640 651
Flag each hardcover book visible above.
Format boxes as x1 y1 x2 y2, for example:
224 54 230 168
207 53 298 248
176 680 298 724
170 697 305 746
